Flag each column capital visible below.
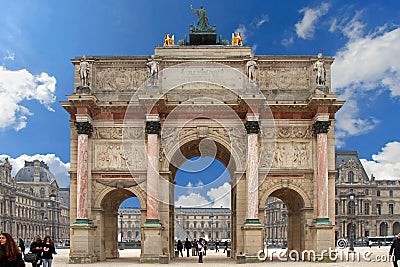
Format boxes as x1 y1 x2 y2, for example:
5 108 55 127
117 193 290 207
74 121 93 135
313 120 331 134
244 120 260 134
146 121 161 135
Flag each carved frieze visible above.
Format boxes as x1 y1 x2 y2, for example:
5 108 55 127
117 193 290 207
258 67 309 90
92 127 144 140
277 126 313 139
94 142 146 170
265 142 312 169
95 67 147 91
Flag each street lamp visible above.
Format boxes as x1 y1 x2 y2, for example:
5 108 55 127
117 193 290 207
210 214 214 244
49 192 57 239
348 190 357 252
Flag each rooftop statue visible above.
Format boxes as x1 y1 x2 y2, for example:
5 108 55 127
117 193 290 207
232 32 243 46
190 4 209 31
313 52 326 86
163 34 175 46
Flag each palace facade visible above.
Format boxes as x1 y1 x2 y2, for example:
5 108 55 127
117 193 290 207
0 158 70 243
264 150 400 245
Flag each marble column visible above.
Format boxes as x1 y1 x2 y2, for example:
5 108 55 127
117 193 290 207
244 120 260 224
74 121 92 225
314 120 331 224
145 120 161 225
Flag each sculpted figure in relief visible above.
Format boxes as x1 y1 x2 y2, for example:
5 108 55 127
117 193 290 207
313 52 326 86
78 55 90 87
246 54 258 83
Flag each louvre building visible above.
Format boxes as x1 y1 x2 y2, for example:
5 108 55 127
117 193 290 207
0 158 70 244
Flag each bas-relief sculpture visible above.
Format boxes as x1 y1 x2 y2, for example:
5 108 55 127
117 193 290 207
258 67 309 90
95 67 147 91
269 142 311 169
92 127 144 139
94 142 146 170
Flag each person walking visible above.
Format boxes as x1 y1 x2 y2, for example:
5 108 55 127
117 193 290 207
390 233 400 267
197 238 205 263
215 240 219 252
30 236 43 267
176 240 183 258
18 239 25 255
41 236 56 267
0 232 25 267
184 238 191 257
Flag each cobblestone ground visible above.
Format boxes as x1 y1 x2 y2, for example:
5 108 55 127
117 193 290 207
51 246 394 266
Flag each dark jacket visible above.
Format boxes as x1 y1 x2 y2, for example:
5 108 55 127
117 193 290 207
390 237 400 259
184 239 191 249
0 249 25 267
29 241 42 258
41 243 56 260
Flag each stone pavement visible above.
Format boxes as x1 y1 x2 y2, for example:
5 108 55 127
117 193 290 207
51 246 394 266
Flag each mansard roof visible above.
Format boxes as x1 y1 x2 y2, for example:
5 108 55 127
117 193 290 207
335 150 369 181
15 160 56 183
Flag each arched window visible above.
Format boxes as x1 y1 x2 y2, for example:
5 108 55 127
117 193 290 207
348 171 354 183
40 187 45 198
348 200 356 215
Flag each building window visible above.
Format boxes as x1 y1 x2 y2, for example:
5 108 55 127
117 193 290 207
390 190 393 197
348 200 356 215
348 171 354 183
389 204 394 215
377 204 381 215
365 189 369 195
377 190 381 197
40 187 45 198
335 202 338 215
364 202 370 215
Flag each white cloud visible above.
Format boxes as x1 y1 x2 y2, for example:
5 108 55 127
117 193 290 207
360 142 400 180
255 15 269 28
0 154 70 188
175 182 231 208
0 66 56 131
334 91 380 147
207 182 231 209
332 22 400 145
333 26 400 94
234 24 247 42
295 2 330 40
175 192 210 208
281 37 294 47
3 50 15 61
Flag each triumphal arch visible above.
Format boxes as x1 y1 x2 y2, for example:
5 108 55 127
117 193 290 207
62 23 343 263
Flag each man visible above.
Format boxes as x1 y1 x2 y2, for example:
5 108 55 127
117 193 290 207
390 233 400 267
184 238 191 257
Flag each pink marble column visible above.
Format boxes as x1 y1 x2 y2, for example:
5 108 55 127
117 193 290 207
74 121 92 221
314 120 331 222
145 121 161 222
245 120 260 222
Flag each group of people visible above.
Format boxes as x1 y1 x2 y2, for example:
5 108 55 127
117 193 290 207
176 238 229 263
0 233 56 267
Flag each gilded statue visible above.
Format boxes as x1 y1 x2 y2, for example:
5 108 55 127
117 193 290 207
231 32 243 46
163 34 175 46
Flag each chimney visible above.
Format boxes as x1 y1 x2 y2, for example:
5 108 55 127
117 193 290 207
34 160 40 182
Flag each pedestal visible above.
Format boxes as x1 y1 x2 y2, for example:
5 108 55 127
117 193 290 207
242 220 263 263
69 222 97 263
140 220 165 263
310 223 335 260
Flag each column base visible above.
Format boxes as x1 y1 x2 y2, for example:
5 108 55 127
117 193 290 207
141 220 165 263
69 221 97 263
310 223 335 253
242 220 263 259
315 218 332 225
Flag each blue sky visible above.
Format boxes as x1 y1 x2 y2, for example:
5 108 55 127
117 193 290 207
0 0 399 208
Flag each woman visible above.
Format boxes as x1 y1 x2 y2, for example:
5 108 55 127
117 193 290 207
0 232 25 267
29 236 42 267
41 236 56 267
